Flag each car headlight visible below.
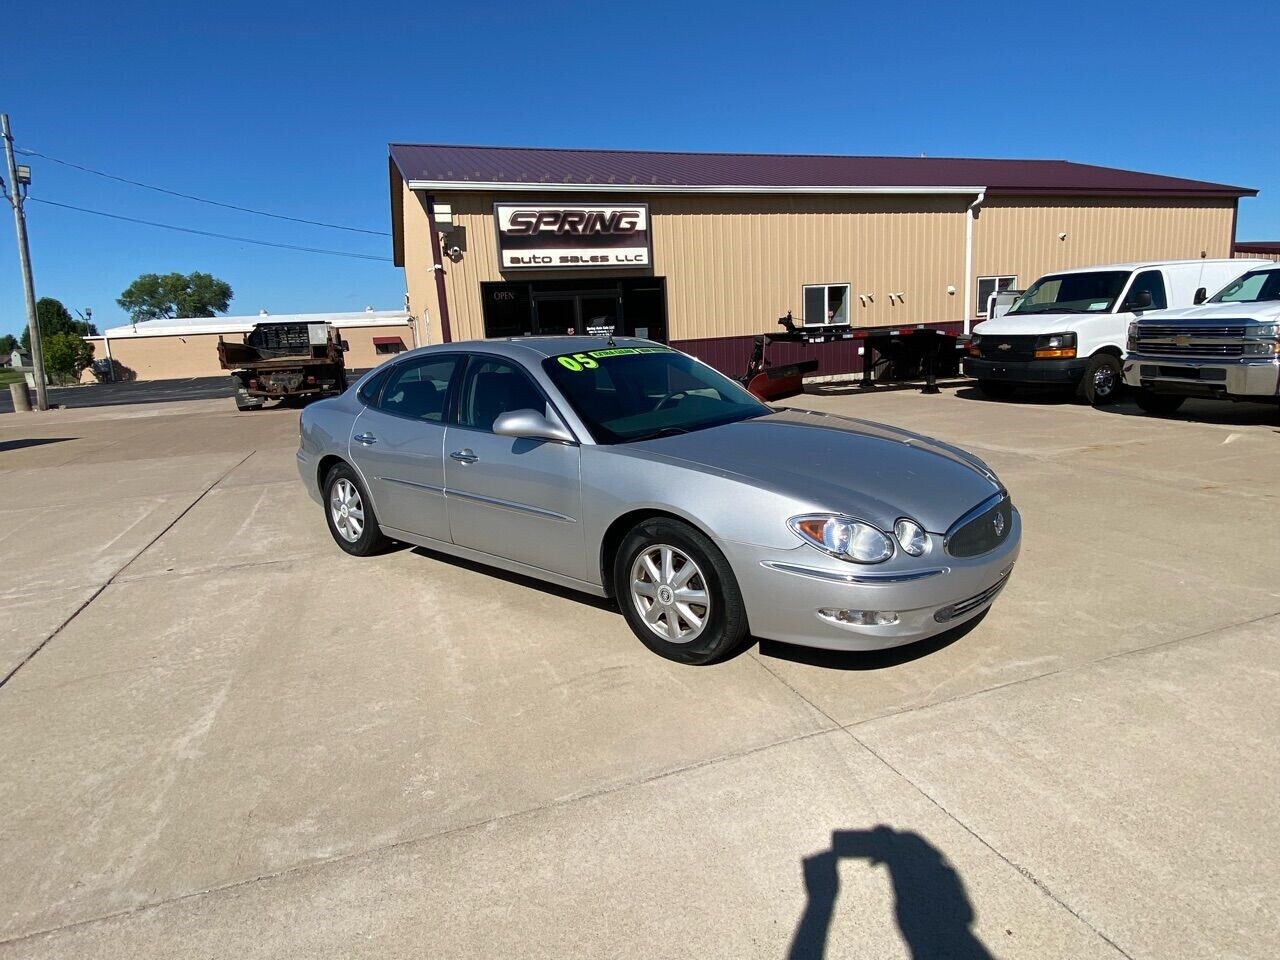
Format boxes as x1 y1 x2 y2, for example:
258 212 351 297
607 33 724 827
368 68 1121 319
893 518 928 556
789 515 894 563
967 335 981 357
1033 332 1077 359
1127 322 1140 351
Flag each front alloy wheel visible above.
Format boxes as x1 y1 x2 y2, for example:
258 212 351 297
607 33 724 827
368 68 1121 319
614 517 748 665
323 463 389 556
630 544 711 644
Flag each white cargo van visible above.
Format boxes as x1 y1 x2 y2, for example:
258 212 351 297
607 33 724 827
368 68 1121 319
964 259 1266 405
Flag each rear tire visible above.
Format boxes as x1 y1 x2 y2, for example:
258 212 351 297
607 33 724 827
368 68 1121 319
323 463 390 556
1079 353 1124 406
1134 389 1186 416
976 379 1017 400
613 518 749 665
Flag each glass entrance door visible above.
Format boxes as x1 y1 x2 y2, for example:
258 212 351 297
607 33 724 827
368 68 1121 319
578 294 621 333
483 279 667 342
533 297 577 336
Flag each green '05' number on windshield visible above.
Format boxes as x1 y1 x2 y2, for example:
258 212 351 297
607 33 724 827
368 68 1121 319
556 347 670 372
557 353 599 372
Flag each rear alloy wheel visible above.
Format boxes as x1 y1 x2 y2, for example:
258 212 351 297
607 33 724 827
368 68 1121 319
323 463 389 556
1134 389 1186 416
1079 354 1123 406
614 518 748 665
976 379 1017 400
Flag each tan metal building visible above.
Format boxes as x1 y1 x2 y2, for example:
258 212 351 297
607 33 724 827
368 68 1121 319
1233 241 1280 262
388 145 1255 376
81 310 414 382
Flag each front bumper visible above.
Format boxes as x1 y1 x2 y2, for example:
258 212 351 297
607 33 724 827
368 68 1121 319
719 510 1021 652
1122 355 1280 398
964 356 1087 385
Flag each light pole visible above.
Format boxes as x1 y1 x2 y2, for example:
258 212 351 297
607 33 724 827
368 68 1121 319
2 114 48 411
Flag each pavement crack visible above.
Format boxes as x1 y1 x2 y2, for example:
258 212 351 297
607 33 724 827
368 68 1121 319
0 452 254 693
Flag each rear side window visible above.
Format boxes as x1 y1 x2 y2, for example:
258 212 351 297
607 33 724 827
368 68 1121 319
378 356 459 421
356 367 391 405
1125 271 1167 310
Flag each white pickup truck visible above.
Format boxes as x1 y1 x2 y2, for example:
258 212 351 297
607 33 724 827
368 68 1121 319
1123 262 1280 414
965 259 1266 405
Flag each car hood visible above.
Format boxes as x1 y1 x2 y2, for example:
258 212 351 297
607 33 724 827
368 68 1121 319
974 312 1100 334
1136 301 1280 324
624 409 1003 533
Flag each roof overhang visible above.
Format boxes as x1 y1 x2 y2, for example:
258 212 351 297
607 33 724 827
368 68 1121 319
404 180 987 195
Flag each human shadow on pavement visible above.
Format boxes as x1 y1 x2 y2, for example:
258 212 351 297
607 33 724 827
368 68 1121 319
789 826 994 960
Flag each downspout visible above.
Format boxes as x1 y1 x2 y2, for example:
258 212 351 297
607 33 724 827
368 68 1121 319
102 334 114 381
963 189 987 335
424 193 453 343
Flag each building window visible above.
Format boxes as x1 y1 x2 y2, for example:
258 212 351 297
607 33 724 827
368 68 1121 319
373 336 406 355
803 284 850 326
976 276 1017 316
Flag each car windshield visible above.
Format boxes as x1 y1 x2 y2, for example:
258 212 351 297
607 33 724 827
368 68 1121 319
542 345 769 444
1007 271 1131 315
1209 268 1280 304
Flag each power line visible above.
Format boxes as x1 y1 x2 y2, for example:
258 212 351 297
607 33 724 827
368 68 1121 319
28 197 394 262
16 147 391 237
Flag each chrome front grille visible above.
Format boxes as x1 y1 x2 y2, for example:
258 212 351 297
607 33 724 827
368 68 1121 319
1138 324 1248 339
1136 342 1244 358
945 495 1014 558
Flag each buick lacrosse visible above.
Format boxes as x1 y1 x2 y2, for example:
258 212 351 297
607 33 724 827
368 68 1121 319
297 338 1020 664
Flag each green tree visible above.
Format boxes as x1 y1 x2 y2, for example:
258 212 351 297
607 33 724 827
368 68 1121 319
0 334 17 355
43 332 95 385
20 298 96 352
117 272 233 322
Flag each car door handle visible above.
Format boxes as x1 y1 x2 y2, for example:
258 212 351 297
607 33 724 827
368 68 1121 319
450 449 478 464
354 433 377 445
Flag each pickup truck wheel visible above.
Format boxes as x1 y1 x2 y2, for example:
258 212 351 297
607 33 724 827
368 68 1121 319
1134 389 1186 416
1079 354 1124 406
613 518 749 665
323 463 389 556
976 380 1017 400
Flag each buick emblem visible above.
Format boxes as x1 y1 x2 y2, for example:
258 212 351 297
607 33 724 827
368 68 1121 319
997 342 1012 351
993 513 1006 537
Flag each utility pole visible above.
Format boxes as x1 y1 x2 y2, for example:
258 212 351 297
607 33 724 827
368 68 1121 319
2 114 48 411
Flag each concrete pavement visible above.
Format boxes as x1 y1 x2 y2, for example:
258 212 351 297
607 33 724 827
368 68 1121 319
0 388 1276 958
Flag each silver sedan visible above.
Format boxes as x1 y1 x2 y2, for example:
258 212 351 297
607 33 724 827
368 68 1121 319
297 337 1020 664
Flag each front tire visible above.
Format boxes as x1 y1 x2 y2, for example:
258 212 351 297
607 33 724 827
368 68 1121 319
976 379 1017 400
1134 389 1186 416
613 518 749 665
1079 354 1123 406
323 463 390 556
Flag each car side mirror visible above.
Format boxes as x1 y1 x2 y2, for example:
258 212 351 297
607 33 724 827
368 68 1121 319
1122 290 1153 312
492 409 575 444
1193 287 1208 305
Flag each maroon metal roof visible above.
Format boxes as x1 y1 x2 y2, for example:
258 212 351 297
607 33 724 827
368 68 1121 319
1233 241 1280 254
388 144 1255 197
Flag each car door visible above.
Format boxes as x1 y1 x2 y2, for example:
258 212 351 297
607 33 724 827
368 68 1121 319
443 355 585 580
347 354 462 543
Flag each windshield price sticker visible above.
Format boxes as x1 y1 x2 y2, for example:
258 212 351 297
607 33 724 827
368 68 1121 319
556 347 670 371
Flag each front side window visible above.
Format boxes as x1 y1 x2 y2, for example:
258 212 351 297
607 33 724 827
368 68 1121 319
456 358 550 432
1007 271 1131 315
803 284 850 326
1211 268 1280 304
1123 270 1168 311
542 346 768 444
976 275 1017 316
378 355 458 421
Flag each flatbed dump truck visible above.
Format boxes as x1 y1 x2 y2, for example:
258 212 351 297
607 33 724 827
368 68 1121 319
218 320 347 411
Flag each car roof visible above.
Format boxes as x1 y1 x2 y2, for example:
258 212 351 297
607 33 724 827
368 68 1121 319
394 336 662 363
1043 258 1269 275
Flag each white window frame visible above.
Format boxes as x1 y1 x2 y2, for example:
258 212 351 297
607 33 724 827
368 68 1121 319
802 283 852 326
976 275 1017 317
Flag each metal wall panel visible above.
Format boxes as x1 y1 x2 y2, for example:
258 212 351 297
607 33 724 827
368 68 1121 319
972 196 1236 313
433 192 971 342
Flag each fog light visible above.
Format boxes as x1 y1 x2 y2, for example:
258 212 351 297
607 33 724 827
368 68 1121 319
819 608 900 626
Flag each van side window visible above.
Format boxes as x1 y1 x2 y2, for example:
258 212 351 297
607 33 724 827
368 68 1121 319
1126 271 1167 310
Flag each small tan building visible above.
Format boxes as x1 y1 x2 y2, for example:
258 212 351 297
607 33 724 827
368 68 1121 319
1233 241 1280 262
82 309 415 382
388 144 1255 376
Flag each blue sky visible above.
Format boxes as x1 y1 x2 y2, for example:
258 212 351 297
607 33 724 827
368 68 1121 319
3 0 1277 336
